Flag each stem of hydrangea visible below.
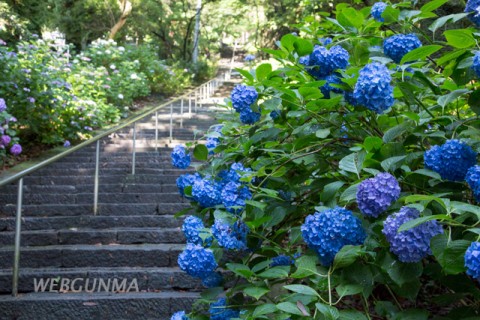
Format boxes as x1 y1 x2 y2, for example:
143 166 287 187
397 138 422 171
386 284 403 311
327 267 332 305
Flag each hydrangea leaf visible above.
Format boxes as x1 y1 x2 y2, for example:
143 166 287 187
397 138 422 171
444 29 476 49
256 63 272 81
429 13 469 33
284 284 320 297
430 234 470 274
397 214 450 232
315 303 340 320
339 152 365 178
338 310 368 320
292 255 321 278
276 302 306 316
193 144 208 161
333 245 363 270
257 266 290 278
244 286 270 300
400 45 442 64
420 0 449 13
253 304 277 317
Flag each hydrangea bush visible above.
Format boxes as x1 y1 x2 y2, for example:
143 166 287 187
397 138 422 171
171 1 480 318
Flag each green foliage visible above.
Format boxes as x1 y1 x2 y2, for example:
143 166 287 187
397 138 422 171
175 0 480 319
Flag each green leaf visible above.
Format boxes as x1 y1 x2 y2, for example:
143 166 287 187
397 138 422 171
339 310 368 320
444 29 476 49
383 121 412 143
333 245 363 270
315 303 340 320
244 286 270 300
292 255 320 278
337 7 364 29
391 309 429 320
421 0 449 12
299 86 322 100
430 235 470 274
276 302 305 316
381 6 400 23
193 144 208 161
397 214 450 232
336 284 363 297
436 49 467 65
226 263 254 278
403 194 447 210
315 128 331 139
450 201 480 220
294 38 314 56
400 45 442 64
379 253 423 287
429 13 469 33
280 34 297 52
256 63 272 81
235 68 254 81
340 183 359 202
410 169 441 180
253 304 277 317
257 266 290 278
437 89 470 108
339 152 365 177
468 89 480 115
364 136 383 152
381 155 406 172
284 284 320 297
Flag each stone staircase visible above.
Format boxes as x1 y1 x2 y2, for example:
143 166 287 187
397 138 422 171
0 81 233 319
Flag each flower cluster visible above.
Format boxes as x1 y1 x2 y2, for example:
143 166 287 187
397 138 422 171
171 311 189 320
176 173 201 197
221 181 252 214
230 85 260 124
302 45 350 78
171 145 191 169
466 165 480 201
182 216 212 246
371 2 387 22
353 63 394 113
209 298 240 320
212 219 249 250
383 34 422 64
356 172 401 218
424 139 477 182
301 207 366 266
465 0 480 27
192 177 222 208
473 51 480 78
270 254 295 267
465 241 480 281
177 243 218 279
382 207 443 263
206 137 219 154
201 271 223 288
0 98 22 156
320 74 343 99
219 162 253 183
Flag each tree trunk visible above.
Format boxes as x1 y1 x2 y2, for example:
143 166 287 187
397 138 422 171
108 0 133 40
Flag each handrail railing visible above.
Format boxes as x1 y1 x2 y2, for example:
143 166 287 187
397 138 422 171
0 71 229 296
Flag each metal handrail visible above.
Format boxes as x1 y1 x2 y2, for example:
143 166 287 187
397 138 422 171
1 72 228 296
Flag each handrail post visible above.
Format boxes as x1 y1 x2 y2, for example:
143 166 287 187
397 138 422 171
12 178 23 297
132 122 136 175
198 88 201 111
180 98 184 128
194 91 198 113
93 140 100 215
189 94 192 119
169 103 173 142
155 111 158 151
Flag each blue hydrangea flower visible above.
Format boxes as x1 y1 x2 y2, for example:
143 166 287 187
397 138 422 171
239 108 261 124
176 173 201 197
63 140 71 148
171 311 189 320
182 216 212 246
244 54 255 62
319 37 333 45
473 51 480 78
383 34 422 64
171 145 191 169
424 139 477 182
231 85 258 112
309 45 350 77
465 241 480 281
221 181 252 214
356 172 401 218
301 207 366 266
465 0 480 27
177 243 218 279
209 298 240 320
192 177 222 208
328 46 350 71
371 2 387 22
219 162 253 183
206 137 219 154
344 91 359 106
278 190 292 201
299 55 311 66
0 98 6 112
466 166 480 201
382 207 443 263
353 63 394 113
212 219 249 250
320 74 343 98
270 110 280 119
201 271 223 288
271 255 295 267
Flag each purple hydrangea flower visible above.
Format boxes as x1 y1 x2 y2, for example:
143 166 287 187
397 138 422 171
209 298 240 320
171 311 189 320
465 0 480 27
270 255 295 267
371 2 387 22
10 144 22 156
221 181 252 214
382 207 443 263
182 216 212 246
383 34 422 64
231 85 258 113
212 219 249 250
63 140 71 148
301 207 366 266
171 145 191 169
424 140 477 182
465 241 480 281
1 135 11 146
356 172 401 218
192 178 222 208
244 54 255 62
176 173 201 197
473 51 480 78
0 98 6 112
353 63 394 113
177 243 217 279
201 271 223 288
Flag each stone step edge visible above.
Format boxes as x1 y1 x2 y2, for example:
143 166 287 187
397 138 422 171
0 243 185 252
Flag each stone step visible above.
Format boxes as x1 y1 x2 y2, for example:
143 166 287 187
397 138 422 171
20 174 186 185
0 243 184 268
0 202 191 217
0 266 202 294
0 227 185 246
26 167 195 177
0 291 199 319
0 215 183 232
0 192 185 205
43 161 201 170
